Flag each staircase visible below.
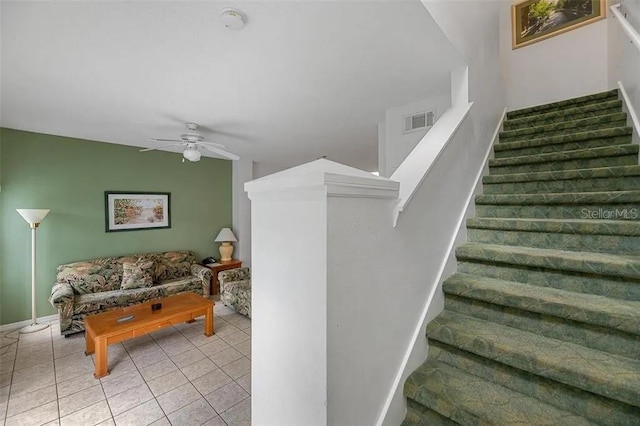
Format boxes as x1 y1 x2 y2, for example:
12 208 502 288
403 89 640 425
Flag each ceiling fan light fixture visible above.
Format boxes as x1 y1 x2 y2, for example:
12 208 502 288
183 146 202 162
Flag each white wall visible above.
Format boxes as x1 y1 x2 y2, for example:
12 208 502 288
232 158 253 267
500 1 609 110
379 91 451 178
608 0 640 144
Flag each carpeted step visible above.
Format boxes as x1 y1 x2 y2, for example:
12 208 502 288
506 89 618 120
475 201 639 220
499 113 627 143
496 126 631 152
488 144 639 175
404 357 596 425
401 399 457 426
484 164 640 185
494 133 631 158
458 260 640 302
426 311 640 407
502 100 623 130
467 217 640 254
483 172 640 194
455 242 640 280
476 189 640 206
427 344 640 425
443 273 640 335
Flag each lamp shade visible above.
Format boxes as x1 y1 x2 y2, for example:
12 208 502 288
214 227 237 242
17 209 50 224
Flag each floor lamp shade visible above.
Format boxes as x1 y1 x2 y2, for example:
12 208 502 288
16 208 50 333
214 228 237 262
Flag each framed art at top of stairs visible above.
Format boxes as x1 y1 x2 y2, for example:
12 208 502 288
512 0 606 49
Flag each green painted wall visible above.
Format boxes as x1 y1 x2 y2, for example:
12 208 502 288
0 128 232 325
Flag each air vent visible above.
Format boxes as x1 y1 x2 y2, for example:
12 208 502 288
403 109 436 134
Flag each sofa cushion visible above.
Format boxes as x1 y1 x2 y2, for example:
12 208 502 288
57 259 124 294
121 261 154 290
73 286 165 315
138 251 196 283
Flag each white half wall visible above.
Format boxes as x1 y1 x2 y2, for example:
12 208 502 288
379 90 451 178
499 1 609 110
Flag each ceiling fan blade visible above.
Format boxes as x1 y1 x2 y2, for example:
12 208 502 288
199 141 226 149
201 145 240 161
148 138 183 143
140 142 185 152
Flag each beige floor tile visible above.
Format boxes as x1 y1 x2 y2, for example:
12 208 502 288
209 347 244 367
234 340 251 357
213 324 241 338
102 370 145 398
59 383 105 417
192 368 233 395
96 418 116 426
199 339 231 356
57 371 97 399
107 383 153 416
236 373 251 394
205 381 249 414
201 416 227 426
184 331 219 347
221 357 251 380
170 347 206 368
4 400 58 426
101 356 138 381
0 384 9 403
11 360 54 385
149 416 171 426
131 348 169 369
43 419 60 426
14 349 53 370
0 400 7 421
60 400 112 426
220 397 251 426
167 398 218 425
113 398 164 426
7 384 57 417
221 331 250 347
0 371 12 388
138 358 177 382
158 339 195 357
181 357 218 381
124 339 160 358
146 369 188 397
9 370 56 399
155 382 201 415
55 357 94 382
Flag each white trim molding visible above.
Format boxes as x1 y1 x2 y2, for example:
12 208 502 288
611 3 640 55
618 80 640 142
0 314 58 333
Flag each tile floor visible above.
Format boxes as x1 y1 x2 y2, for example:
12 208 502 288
0 300 251 426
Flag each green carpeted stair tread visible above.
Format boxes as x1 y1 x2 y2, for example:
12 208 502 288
506 89 618 119
483 164 640 184
503 100 623 130
482 174 640 194
427 343 640 424
495 126 631 150
475 202 640 220
475 190 640 205
488 144 638 168
467 217 640 236
443 273 640 335
426 311 640 407
405 358 597 426
499 113 627 142
494 135 632 159
455 242 640 280
402 399 458 426
457 261 640 301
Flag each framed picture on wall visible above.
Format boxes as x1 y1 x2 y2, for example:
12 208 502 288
105 191 171 232
512 0 606 49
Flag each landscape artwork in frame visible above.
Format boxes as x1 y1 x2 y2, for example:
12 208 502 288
105 192 171 232
512 0 605 49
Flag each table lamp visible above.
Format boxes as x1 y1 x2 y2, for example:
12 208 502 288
16 208 50 333
214 228 237 262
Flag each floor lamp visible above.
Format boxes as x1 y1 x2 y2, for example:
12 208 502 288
17 208 50 334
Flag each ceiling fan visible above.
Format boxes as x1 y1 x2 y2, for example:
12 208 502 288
141 122 240 162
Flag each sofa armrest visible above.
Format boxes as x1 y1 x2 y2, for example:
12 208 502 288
49 283 74 309
191 264 213 296
219 267 251 291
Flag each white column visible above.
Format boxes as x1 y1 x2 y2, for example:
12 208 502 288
246 159 399 425
232 158 253 267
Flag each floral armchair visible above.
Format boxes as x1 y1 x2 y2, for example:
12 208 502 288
218 267 251 318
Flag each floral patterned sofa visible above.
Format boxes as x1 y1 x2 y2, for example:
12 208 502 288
49 250 212 336
219 267 251 318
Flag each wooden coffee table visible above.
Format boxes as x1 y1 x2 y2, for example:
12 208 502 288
84 292 214 378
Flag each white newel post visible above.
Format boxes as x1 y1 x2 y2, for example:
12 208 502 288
245 159 399 426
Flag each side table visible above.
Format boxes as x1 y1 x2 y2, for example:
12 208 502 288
203 260 242 295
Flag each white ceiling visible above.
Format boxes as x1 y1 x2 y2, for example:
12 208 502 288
1 1 461 172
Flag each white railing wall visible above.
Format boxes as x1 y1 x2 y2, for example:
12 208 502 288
609 2 640 142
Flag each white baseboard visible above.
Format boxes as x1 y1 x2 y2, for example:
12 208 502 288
0 314 59 333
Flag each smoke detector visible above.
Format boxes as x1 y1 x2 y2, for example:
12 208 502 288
221 9 245 30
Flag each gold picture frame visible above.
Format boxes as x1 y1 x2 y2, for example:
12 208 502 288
512 0 606 49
